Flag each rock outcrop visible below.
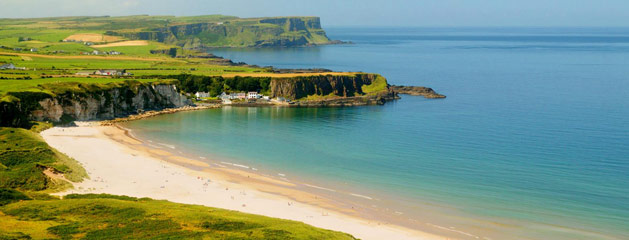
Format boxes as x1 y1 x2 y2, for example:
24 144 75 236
270 74 379 99
389 85 446 99
269 73 398 106
0 82 191 127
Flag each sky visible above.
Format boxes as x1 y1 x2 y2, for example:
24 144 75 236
1 0 628 27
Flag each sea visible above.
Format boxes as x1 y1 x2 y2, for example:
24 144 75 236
122 27 629 240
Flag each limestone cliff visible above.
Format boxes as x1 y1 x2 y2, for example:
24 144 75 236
0 82 191 127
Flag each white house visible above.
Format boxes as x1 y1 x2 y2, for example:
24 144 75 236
247 92 260 99
195 92 210 98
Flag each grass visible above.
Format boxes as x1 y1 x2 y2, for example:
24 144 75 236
362 74 388 95
0 194 356 239
0 127 87 192
0 15 332 52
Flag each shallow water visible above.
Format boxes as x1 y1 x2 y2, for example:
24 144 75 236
124 27 629 239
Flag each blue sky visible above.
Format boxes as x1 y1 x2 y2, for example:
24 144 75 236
1 0 628 27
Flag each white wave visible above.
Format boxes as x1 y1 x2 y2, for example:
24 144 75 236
232 164 250 169
350 193 373 200
157 143 176 149
304 184 337 192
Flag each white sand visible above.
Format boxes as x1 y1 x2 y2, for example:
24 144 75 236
42 123 446 240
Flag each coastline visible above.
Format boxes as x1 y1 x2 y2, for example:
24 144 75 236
41 122 447 240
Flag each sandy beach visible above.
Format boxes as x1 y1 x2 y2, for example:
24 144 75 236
41 122 447 240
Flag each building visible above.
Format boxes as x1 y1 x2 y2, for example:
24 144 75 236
94 69 131 76
95 69 117 76
92 50 100 55
30 48 38 52
195 92 210 98
247 92 260 99
0 63 25 70
75 70 94 76
0 63 16 70
230 93 246 100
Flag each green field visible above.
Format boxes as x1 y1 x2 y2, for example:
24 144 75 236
0 14 332 56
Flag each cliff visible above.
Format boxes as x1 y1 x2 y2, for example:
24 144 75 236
107 17 332 48
0 81 191 127
270 74 398 106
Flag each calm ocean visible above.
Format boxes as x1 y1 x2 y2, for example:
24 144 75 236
123 27 629 239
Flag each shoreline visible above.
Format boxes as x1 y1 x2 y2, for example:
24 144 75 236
42 122 448 240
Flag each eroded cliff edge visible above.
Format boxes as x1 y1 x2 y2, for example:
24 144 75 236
0 81 190 127
269 73 398 106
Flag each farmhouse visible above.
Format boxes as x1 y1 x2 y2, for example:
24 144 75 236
94 69 132 76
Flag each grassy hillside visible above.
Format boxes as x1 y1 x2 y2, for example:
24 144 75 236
0 14 333 54
0 194 355 240
0 127 87 192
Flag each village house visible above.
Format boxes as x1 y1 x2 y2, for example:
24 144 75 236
247 92 261 99
231 92 246 100
195 92 210 98
30 48 38 52
94 69 132 76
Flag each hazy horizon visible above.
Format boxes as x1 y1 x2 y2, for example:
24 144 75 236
1 0 629 27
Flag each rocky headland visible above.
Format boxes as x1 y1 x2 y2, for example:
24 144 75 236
389 85 446 99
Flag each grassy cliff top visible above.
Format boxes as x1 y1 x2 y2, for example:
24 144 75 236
0 14 332 49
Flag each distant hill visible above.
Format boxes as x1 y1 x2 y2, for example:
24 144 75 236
0 15 334 48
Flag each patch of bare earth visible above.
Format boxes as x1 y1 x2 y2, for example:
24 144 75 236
63 33 121 43
92 40 149 48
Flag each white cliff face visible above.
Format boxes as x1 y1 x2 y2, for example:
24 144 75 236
30 84 191 122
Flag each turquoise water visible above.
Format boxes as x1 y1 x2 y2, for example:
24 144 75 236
124 28 629 239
